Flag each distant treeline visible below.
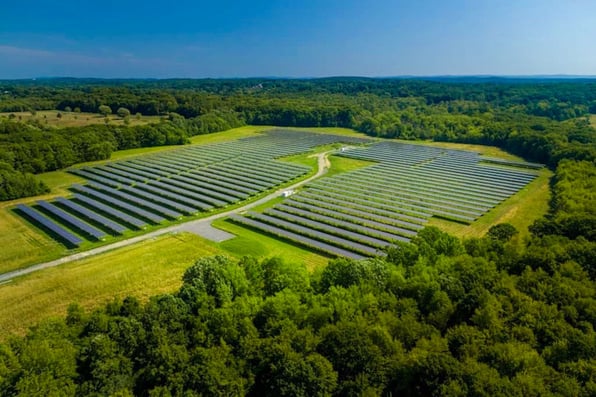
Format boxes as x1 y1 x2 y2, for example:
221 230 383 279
2 78 595 165
1 78 595 200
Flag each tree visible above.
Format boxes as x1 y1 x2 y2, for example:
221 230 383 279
117 107 131 118
487 223 518 242
98 105 112 116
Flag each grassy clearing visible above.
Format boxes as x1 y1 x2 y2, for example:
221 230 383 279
0 110 160 128
428 168 552 240
213 219 329 272
326 155 376 177
0 233 222 339
590 114 596 128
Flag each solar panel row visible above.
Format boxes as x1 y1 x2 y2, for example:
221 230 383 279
54 197 127 234
17 204 83 247
37 200 107 240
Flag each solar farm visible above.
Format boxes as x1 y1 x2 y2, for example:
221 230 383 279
230 141 542 260
14 130 370 248
15 129 541 259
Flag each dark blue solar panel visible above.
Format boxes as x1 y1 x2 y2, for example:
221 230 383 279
246 212 379 256
228 214 365 260
73 194 147 229
140 181 216 210
71 184 165 223
69 168 121 187
36 200 107 240
55 197 127 234
17 204 83 247
88 183 183 219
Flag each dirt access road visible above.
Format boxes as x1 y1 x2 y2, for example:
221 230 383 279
0 152 332 283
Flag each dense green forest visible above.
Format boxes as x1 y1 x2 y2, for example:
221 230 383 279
0 160 594 395
1 78 595 200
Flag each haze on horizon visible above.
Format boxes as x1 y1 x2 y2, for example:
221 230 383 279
1 0 595 79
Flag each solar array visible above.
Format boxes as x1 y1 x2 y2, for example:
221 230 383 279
16 130 371 247
230 141 542 259
16 204 83 247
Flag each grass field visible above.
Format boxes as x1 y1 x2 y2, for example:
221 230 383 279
428 168 552 240
590 114 596 128
0 110 161 128
0 233 221 339
0 224 330 339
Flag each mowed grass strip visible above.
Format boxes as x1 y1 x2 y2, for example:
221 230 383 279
0 233 221 339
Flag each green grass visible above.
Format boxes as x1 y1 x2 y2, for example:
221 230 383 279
399 139 527 161
326 155 376 177
428 168 552 240
0 233 222 339
0 221 330 339
590 114 596 128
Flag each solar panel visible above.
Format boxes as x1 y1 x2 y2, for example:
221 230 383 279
290 193 424 230
140 181 217 210
69 168 121 187
161 175 249 199
275 203 414 240
228 214 366 260
88 183 184 219
119 184 203 214
16 204 83 247
265 208 391 247
188 168 270 190
81 167 137 185
145 179 235 205
172 172 258 195
54 197 127 234
246 212 380 256
70 184 165 223
97 166 148 183
37 200 107 240
73 194 147 229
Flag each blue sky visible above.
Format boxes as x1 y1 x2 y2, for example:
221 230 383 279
1 0 595 78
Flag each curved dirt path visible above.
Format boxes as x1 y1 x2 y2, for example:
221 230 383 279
0 152 332 283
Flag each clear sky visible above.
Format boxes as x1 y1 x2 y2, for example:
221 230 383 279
1 0 595 78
